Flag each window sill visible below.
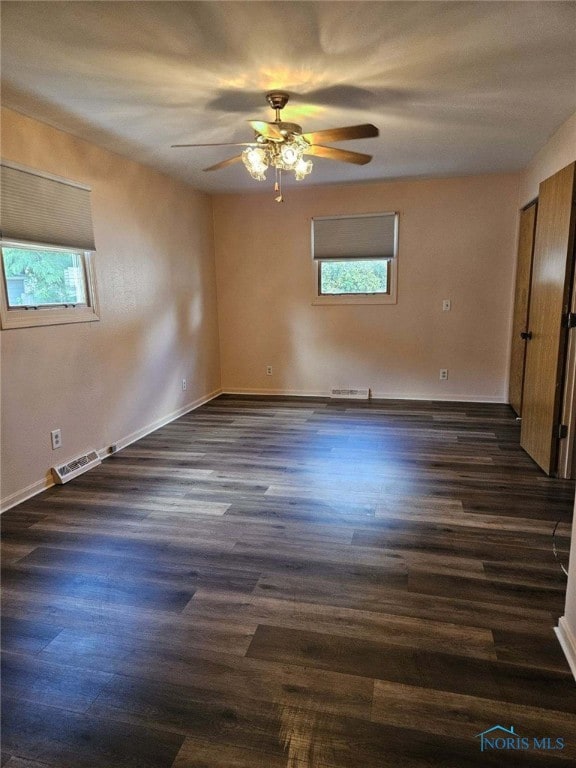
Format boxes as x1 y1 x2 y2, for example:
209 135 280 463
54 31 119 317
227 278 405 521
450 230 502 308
0 305 100 330
312 293 397 306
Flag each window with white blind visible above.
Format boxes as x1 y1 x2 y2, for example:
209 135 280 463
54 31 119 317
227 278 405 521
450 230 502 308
0 161 99 329
311 212 398 305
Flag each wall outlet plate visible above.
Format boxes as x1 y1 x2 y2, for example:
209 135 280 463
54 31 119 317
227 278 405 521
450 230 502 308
50 429 62 449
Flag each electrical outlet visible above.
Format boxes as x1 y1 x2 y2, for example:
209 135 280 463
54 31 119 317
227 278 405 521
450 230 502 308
266 366 273 376
442 299 451 311
439 369 448 381
50 429 62 450
182 378 187 391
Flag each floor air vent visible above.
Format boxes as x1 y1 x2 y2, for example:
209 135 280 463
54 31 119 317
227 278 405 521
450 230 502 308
52 451 101 484
330 388 370 400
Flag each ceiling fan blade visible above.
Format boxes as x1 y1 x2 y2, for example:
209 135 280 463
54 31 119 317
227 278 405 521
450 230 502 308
302 124 379 145
248 120 283 141
304 145 373 165
172 141 258 148
203 155 243 172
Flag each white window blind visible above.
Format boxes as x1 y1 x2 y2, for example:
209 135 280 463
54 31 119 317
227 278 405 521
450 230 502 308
312 212 398 260
0 162 96 250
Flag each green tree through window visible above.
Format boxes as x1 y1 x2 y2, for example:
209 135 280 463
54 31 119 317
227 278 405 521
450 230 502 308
2 247 87 306
320 259 389 295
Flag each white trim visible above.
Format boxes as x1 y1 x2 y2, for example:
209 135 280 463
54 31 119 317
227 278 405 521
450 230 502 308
555 617 576 681
96 388 222 457
222 387 507 403
370 390 506 403
0 388 222 513
0 476 55 514
223 388 330 398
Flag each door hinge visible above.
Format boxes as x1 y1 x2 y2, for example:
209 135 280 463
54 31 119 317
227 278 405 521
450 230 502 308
557 424 568 439
564 312 576 328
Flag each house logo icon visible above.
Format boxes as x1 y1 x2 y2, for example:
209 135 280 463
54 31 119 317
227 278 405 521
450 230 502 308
475 725 566 752
476 725 520 752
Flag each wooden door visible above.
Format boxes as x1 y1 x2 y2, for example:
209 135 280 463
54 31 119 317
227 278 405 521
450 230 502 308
520 162 576 474
509 202 537 415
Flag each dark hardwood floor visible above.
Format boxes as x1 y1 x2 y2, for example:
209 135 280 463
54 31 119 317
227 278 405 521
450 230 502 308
1 395 575 767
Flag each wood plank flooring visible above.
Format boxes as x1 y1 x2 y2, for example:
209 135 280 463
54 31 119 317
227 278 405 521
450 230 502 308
1 395 575 767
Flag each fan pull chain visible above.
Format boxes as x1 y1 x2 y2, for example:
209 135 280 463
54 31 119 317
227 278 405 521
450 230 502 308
274 167 284 203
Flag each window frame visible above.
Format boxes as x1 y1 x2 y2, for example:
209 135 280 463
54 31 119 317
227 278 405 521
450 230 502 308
0 239 100 329
311 212 398 306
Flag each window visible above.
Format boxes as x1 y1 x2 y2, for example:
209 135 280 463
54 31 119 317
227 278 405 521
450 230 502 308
312 212 398 305
1 241 98 323
319 259 390 295
0 162 99 329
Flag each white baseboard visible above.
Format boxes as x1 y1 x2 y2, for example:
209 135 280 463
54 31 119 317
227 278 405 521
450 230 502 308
96 387 222 458
223 387 507 404
222 387 329 398
371 391 506 403
555 617 576 681
0 388 222 514
0 476 56 514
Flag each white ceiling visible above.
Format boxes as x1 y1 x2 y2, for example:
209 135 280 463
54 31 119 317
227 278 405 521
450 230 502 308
1 1 575 194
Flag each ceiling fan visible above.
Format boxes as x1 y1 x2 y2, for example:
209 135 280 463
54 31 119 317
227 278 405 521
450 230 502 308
172 91 379 199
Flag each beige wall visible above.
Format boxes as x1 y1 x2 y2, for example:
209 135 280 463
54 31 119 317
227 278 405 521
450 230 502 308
0 108 221 509
518 110 576 208
213 173 519 402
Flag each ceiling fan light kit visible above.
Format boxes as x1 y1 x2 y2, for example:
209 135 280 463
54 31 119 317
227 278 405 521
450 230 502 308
172 91 379 201
242 135 313 182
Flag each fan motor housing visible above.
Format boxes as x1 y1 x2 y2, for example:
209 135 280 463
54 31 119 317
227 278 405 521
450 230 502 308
266 91 290 111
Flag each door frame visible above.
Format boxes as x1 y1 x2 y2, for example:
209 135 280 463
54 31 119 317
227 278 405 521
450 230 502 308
558 230 576 479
